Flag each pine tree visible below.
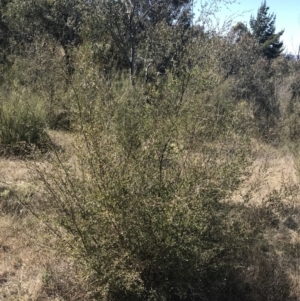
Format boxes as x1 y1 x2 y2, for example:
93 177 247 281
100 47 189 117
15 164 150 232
250 0 284 59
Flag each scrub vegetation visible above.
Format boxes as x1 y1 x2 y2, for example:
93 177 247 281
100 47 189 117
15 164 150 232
1 1 300 300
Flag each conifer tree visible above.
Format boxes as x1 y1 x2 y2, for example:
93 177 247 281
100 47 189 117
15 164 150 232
250 0 284 59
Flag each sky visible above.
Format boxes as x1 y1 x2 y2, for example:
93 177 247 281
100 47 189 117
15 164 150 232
194 0 300 54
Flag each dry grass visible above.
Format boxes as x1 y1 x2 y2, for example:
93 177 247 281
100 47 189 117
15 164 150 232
234 141 300 300
0 214 89 301
234 141 298 205
0 131 90 301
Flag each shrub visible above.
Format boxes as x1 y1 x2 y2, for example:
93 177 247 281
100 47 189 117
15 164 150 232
0 90 47 155
36 72 262 301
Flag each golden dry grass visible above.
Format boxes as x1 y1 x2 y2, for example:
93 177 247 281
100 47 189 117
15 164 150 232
234 141 299 204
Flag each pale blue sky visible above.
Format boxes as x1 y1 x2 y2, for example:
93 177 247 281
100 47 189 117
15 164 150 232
194 0 300 54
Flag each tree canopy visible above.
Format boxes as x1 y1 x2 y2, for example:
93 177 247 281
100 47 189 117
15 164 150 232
87 0 193 84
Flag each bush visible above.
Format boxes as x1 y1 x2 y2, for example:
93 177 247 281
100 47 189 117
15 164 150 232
0 90 47 155
36 72 261 301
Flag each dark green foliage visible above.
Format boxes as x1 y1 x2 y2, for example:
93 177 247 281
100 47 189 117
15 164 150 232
86 0 193 84
0 0 12 83
35 0 83 77
250 1 284 59
235 58 280 124
5 0 83 81
210 31 280 135
0 0 10 57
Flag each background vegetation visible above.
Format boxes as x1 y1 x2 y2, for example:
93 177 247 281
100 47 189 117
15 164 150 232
1 0 300 300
